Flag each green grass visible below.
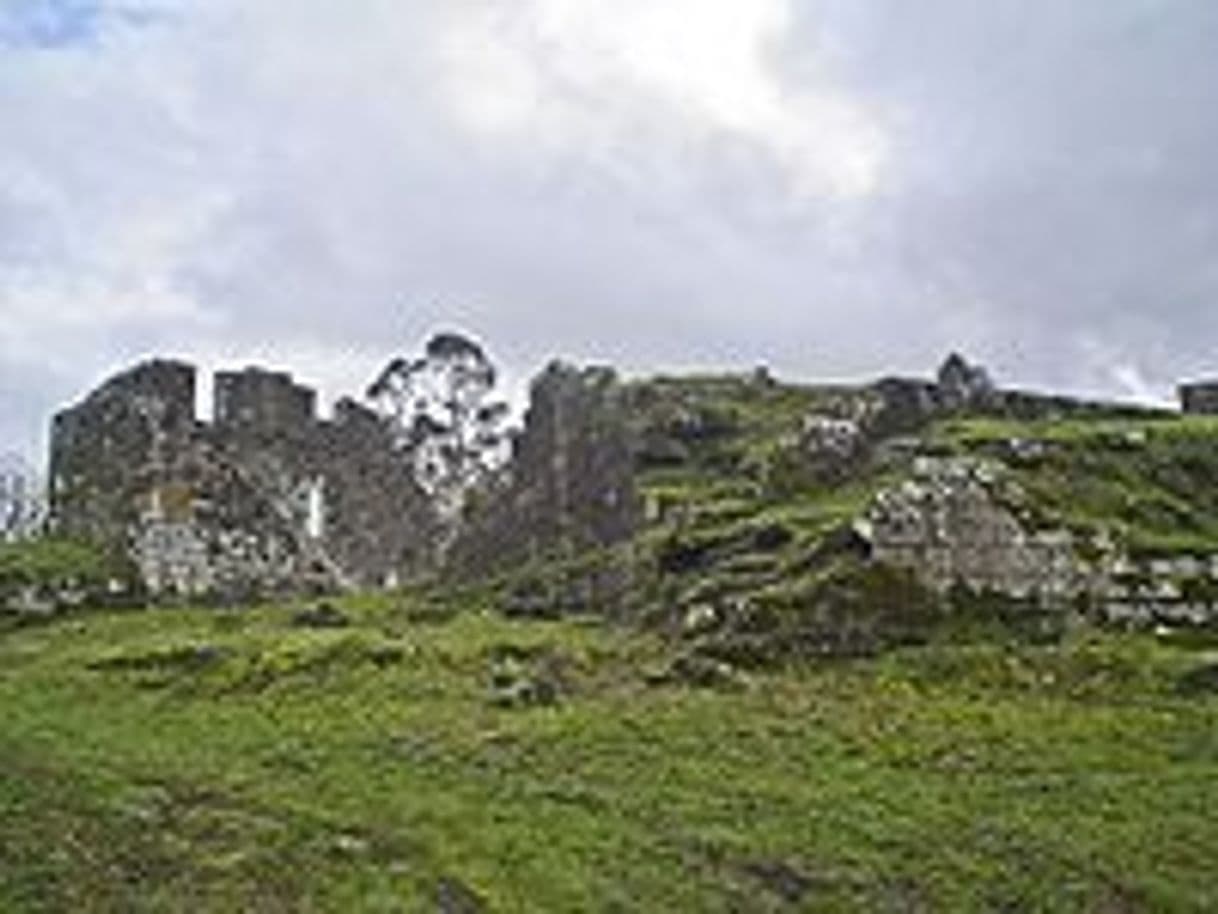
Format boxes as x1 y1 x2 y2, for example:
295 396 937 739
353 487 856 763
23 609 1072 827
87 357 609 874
0 538 132 606
2 597 1216 912
934 414 1218 555
8 385 1218 910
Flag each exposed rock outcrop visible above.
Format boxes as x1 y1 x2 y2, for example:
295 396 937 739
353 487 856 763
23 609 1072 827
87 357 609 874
859 457 1087 602
861 456 1218 624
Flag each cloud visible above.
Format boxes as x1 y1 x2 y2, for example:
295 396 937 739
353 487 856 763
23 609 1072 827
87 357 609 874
3 1 1218 467
435 0 885 197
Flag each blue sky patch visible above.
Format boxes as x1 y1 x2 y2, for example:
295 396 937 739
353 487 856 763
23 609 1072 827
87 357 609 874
0 0 106 48
0 0 171 49
0 0 173 49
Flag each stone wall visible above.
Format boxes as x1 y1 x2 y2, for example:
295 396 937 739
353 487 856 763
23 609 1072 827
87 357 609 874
215 367 317 434
316 398 438 585
1102 554 1218 626
449 361 641 577
861 456 1218 623
1179 381 1218 415
860 458 1087 602
49 361 435 599
868 354 1168 439
50 360 199 560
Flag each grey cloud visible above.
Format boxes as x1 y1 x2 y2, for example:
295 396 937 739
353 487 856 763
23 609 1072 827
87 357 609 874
799 0 1218 388
3 1 1218 467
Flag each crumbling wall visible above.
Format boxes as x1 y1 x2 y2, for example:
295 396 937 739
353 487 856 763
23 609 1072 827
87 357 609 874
1101 554 1218 626
316 398 438 588
449 361 641 576
49 360 435 600
49 360 199 561
1179 381 1218 415
861 458 1087 602
214 367 316 432
868 354 1167 440
937 352 996 411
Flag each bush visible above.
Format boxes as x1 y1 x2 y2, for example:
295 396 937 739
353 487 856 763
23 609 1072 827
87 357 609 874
0 538 136 615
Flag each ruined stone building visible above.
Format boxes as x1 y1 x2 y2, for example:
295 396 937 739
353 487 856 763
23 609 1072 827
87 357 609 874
47 347 1198 611
936 352 996 411
49 360 436 599
448 362 641 575
48 355 642 600
1179 381 1218 415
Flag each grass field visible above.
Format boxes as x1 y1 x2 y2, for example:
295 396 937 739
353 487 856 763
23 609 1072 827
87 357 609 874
2 595 1216 912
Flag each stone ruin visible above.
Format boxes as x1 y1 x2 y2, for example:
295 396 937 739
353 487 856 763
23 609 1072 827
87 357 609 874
1179 380 1218 415
860 456 1218 624
49 360 437 599
936 352 996 410
789 354 999 478
858 457 1086 603
48 356 643 602
44 347 1212 617
867 353 1167 439
1103 553 1218 626
851 357 1215 620
448 361 641 576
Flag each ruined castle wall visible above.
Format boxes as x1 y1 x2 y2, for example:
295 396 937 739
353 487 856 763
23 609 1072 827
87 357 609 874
315 399 438 588
449 362 641 576
49 360 199 560
215 367 316 433
1180 382 1218 416
50 360 436 599
863 456 1218 624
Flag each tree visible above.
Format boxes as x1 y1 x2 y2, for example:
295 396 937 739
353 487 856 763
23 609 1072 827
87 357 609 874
367 332 510 521
0 453 43 543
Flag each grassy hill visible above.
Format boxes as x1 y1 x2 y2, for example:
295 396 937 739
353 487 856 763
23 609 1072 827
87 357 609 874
5 375 1218 911
2 594 1217 912
932 414 1218 555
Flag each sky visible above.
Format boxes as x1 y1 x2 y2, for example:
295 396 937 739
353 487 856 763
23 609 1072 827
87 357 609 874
3 0 1218 467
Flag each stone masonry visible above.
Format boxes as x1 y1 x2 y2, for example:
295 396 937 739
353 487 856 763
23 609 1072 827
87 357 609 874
1179 381 1218 415
449 361 641 575
49 360 436 599
860 457 1086 602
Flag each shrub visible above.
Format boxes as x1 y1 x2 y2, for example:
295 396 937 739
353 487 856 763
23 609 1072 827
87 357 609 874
0 538 136 614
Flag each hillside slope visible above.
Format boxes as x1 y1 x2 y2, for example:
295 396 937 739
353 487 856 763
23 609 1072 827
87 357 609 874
490 370 1218 661
2 596 1217 912
6 368 1218 911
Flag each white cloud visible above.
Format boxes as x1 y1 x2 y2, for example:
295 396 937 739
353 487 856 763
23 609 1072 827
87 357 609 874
436 0 886 196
